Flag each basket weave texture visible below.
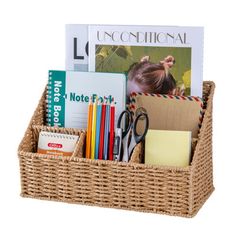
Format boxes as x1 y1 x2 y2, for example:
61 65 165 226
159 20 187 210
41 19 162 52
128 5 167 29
18 81 215 217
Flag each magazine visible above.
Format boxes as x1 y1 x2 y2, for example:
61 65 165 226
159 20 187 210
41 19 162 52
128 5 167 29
66 24 89 71
88 25 204 97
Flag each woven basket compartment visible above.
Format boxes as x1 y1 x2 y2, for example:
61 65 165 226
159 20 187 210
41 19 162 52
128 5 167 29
18 81 215 217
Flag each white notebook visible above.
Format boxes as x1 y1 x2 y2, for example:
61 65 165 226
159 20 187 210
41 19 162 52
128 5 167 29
46 70 126 129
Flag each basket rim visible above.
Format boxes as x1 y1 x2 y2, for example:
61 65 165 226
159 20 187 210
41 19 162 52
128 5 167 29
191 80 215 166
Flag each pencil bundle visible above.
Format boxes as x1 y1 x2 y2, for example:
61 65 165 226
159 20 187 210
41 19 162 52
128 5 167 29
85 97 115 160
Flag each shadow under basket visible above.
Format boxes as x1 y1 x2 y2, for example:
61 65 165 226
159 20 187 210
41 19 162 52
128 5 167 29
18 81 215 217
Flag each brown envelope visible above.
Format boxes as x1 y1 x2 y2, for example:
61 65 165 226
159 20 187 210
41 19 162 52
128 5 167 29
130 93 203 138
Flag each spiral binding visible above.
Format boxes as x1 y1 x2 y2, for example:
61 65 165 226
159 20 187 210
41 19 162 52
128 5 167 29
40 131 78 140
46 72 52 126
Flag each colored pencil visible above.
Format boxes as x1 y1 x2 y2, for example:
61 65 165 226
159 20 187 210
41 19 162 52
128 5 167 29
103 101 110 160
109 100 115 161
91 98 97 160
95 100 102 160
98 100 106 160
85 98 93 158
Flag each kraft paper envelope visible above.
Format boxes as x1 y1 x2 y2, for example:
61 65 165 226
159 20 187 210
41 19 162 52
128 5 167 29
130 93 203 138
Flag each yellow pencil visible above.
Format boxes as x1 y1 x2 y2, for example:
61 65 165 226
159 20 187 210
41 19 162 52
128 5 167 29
85 98 93 158
91 97 97 159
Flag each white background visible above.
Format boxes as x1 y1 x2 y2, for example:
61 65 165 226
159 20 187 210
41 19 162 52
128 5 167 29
0 0 235 235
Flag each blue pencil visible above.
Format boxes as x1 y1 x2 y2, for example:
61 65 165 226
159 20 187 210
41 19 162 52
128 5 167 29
103 101 110 160
95 101 102 160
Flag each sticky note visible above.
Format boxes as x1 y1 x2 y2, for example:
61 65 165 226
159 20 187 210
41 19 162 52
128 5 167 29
145 130 191 167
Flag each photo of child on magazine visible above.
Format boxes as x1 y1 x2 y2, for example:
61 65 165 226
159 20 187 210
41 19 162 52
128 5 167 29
95 45 192 96
127 55 182 96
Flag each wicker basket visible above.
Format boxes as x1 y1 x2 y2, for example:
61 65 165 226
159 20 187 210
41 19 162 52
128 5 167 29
18 81 215 217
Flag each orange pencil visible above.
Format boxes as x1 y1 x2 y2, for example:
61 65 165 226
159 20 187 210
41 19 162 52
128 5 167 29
85 98 93 158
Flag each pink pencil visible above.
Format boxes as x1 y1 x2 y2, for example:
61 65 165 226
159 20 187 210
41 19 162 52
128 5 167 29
109 100 115 161
98 100 106 160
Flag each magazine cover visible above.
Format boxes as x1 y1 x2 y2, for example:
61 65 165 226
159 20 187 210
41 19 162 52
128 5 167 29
66 24 89 71
89 25 204 97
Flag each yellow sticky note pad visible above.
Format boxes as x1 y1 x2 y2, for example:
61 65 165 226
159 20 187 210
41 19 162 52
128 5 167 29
145 130 191 167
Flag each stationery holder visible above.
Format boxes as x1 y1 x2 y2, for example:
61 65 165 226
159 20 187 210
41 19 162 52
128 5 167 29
18 81 215 217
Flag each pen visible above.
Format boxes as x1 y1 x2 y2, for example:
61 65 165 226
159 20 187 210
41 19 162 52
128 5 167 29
114 128 122 161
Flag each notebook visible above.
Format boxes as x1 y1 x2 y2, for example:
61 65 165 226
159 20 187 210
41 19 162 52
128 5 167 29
46 70 126 129
145 129 192 167
37 131 79 156
130 92 203 138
